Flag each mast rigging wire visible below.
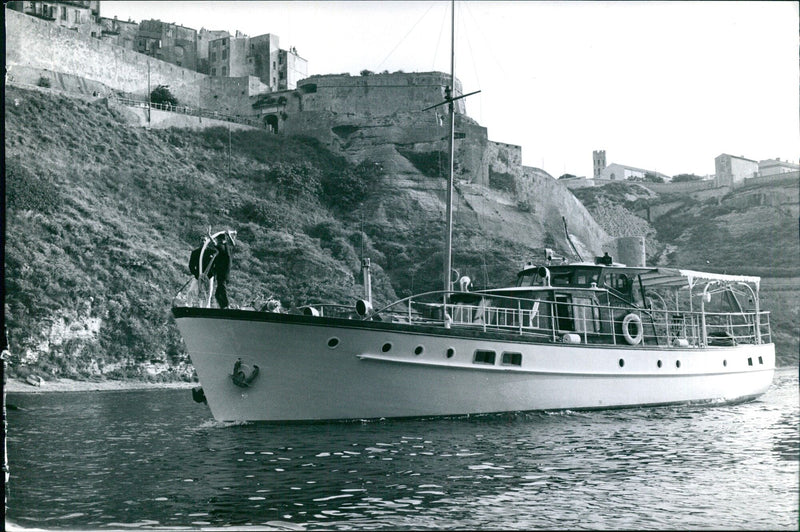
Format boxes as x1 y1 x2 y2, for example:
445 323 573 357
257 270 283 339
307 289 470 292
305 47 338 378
375 4 436 72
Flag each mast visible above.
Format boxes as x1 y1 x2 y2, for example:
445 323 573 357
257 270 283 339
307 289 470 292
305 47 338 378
420 0 477 302
443 0 455 296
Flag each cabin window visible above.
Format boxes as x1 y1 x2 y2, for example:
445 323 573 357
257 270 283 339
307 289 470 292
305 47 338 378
551 271 573 286
575 270 600 287
473 350 496 365
605 273 631 293
502 352 522 366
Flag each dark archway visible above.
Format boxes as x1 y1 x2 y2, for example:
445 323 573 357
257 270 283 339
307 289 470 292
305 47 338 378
265 114 279 133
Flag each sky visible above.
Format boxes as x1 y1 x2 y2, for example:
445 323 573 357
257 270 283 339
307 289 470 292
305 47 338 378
101 1 799 178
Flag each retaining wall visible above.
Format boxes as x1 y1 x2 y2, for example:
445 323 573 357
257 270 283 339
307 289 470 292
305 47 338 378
6 9 204 106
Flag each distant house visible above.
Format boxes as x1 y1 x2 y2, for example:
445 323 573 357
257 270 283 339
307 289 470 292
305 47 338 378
758 158 799 177
9 0 103 38
197 28 231 75
136 19 198 70
714 154 758 188
97 16 139 50
592 150 670 182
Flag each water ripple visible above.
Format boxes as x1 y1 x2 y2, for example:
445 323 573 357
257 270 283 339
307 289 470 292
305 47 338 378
5 369 798 530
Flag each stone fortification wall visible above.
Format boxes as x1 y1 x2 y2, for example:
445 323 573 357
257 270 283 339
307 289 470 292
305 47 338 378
486 141 523 189
297 72 465 116
645 179 716 194
738 171 799 190
8 65 114 97
115 103 258 131
6 10 271 117
6 9 204 107
199 76 269 116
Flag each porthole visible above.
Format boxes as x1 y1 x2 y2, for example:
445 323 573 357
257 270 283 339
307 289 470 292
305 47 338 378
414 345 424 356
723 359 727 367
381 342 392 353
657 360 663 368
618 358 625 368
676 360 681 369
446 347 455 358
327 337 340 349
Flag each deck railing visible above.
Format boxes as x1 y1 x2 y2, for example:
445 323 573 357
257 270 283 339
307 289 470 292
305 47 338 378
369 291 772 348
174 284 771 347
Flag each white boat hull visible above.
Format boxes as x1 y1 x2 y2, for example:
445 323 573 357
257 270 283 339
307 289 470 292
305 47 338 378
174 309 776 422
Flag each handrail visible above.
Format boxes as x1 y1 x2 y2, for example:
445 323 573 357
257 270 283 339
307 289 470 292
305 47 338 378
172 285 772 347
111 96 265 129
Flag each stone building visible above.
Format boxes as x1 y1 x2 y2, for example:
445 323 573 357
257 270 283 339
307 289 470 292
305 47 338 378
196 28 232 74
136 19 198 71
8 0 102 37
278 47 307 91
209 33 307 91
758 158 799 177
97 15 139 50
592 150 606 178
714 153 758 188
597 162 669 182
591 150 669 182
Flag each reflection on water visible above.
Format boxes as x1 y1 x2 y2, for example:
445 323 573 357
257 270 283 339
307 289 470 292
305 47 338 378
6 368 798 530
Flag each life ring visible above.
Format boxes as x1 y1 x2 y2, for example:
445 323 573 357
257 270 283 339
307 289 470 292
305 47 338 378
622 313 643 345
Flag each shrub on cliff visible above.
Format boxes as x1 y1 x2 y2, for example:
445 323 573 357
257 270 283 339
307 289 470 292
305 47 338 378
150 85 178 106
320 160 384 211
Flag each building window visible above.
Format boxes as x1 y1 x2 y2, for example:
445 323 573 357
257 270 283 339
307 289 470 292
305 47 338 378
222 66 227 76
211 52 216 61
473 350 496 365
74 10 79 23
222 50 227 59
61 6 66 20
273 61 276 69
211 68 216 76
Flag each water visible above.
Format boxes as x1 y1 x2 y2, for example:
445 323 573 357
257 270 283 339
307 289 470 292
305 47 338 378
6 368 798 530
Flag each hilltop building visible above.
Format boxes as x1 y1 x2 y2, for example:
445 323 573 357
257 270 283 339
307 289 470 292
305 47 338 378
758 158 799 176
197 28 232 74
97 15 139 49
8 0 103 37
592 150 670 182
714 154 758 188
9 0 306 90
208 33 307 91
136 19 198 70
592 150 606 178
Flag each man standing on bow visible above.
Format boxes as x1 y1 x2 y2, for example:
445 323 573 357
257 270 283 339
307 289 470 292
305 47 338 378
212 233 234 309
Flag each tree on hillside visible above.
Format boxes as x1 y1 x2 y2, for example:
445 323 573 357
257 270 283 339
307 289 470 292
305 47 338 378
643 172 664 183
558 174 577 180
672 173 703 182
150 85 178 106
